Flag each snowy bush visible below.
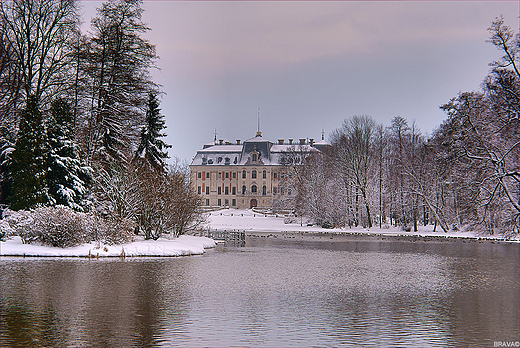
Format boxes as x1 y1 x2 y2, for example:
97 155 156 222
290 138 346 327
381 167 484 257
11 206 91 247
96 217 135 245
2 206 134 247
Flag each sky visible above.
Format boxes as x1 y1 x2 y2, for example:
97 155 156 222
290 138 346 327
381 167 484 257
80 1 519 163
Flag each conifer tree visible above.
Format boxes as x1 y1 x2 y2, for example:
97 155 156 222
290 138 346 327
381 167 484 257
46 99 92 211
134 93 171 171
9 96 49 210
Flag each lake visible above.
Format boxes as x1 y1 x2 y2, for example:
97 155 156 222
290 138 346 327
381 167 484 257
1 233 519 347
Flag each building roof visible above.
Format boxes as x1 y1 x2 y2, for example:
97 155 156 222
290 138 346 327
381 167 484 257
190 134 326 167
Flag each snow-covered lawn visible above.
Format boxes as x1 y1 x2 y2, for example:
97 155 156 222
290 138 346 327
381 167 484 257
208 208 520 242
0 235 216 257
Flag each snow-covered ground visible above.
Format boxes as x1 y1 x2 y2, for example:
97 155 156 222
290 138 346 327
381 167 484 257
2 208 518 257
0 235 216 257
207 208 520 242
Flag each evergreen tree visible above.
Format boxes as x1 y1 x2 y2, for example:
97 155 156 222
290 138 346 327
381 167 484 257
9 96 49 210
0 126 15 206
134 93 171 171
46 99 92 211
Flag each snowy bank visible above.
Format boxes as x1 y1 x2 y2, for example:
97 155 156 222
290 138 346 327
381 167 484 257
0 235 216 257
207 209 520 242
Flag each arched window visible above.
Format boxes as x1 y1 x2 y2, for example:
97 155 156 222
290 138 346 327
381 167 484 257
242 170 246 179
251 185 257 193
252 170 257 179
242 185 246 195
262 170 266 179
262 185 266 196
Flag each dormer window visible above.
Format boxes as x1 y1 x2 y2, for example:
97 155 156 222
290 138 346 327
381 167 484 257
252 153 257 162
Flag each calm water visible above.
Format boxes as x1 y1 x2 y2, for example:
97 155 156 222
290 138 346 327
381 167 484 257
1 233 519 347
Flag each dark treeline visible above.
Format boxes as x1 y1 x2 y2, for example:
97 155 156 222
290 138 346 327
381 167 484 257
0 0 202 245
278 16 519 237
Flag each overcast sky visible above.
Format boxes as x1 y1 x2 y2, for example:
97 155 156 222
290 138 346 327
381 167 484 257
80 1 519 163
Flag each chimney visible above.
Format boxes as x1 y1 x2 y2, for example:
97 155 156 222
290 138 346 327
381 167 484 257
299 138 306 145
278 139 284 145
236 139 241 145
219 139 223 145
289 139 293 145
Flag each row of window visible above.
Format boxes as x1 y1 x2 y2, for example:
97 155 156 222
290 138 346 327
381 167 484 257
205 199 237 207
197 170 288 180
197 185 291 196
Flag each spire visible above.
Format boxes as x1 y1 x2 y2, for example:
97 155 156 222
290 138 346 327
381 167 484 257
256 107 262 137
321 128 325 141
214 128 218 144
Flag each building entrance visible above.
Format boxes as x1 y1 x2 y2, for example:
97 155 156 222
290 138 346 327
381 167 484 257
250 199 258 209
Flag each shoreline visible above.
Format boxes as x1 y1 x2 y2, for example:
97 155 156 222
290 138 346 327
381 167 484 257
241 230 519 244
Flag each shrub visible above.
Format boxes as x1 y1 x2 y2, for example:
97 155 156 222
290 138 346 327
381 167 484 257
2 206 135 247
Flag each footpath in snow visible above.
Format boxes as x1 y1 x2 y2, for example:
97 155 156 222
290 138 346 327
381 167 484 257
0 235 216 258
207 208 520 242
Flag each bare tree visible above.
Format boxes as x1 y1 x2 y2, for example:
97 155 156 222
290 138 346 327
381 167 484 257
81 0 159 166
0 0 79 109
331 116 377 228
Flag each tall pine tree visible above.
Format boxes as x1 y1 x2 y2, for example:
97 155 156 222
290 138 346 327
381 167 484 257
46 98 92 211
9 96 49 210
134 93 171 171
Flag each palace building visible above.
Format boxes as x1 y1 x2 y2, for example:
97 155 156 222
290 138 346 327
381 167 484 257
190 131 330 209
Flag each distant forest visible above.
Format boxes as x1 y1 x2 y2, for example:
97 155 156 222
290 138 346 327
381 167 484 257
276 16 519 237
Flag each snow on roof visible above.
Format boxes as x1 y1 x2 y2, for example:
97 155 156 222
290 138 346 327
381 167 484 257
191 135 319 166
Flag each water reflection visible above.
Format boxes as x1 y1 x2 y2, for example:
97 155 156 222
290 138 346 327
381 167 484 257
1 235 519 347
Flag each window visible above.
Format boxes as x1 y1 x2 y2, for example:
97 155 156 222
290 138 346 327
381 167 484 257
273 187 277 195
197 186 201 194
252 170 257 179
218 199 221 206
225 187 229 195
263 170 266 179
242 185 246 194
232 199 236 206
232 172 236 179
232 187 236 195
218 172 222 179
225 172 229 179
218 187 221 195
288 188 292 195
206 172 210 179
262 185 266 196
206 186 209 195
280 188 284 195
206 199 209 206
225 199 229 206
242 170 246 179
252 153 257 162
274 172 277 179
198 172 201 179
251 185 257 193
